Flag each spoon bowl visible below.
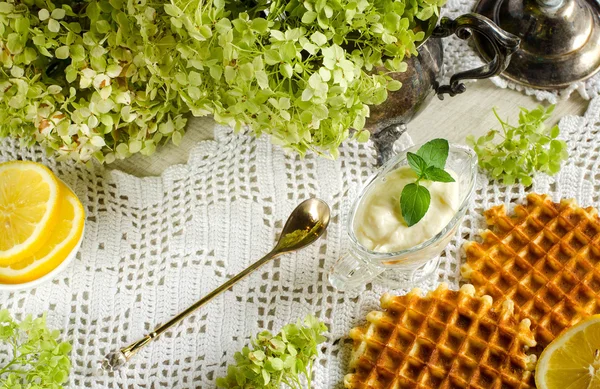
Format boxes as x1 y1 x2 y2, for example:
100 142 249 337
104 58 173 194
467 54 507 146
275 198 330 252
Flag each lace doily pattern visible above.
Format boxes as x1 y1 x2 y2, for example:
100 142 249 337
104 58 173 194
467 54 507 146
441 0 600 103
1 97 599 388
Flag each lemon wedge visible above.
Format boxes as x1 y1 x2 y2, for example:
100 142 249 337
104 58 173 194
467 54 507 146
0 161 61 266
535 315 600 389
0 183 84 284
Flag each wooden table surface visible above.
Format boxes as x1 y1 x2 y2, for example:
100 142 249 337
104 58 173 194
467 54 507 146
112 79 589 177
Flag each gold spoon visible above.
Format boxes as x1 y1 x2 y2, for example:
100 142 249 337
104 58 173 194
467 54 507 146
100 198 331 372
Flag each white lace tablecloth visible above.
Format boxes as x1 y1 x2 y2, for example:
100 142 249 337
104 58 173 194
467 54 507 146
441 0 600 103
1 97 600 388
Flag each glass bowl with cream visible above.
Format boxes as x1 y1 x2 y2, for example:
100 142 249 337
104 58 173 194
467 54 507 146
329 143 477 291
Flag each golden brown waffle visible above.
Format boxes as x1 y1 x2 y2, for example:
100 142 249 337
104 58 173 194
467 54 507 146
345 284 537 389
462 193 600 348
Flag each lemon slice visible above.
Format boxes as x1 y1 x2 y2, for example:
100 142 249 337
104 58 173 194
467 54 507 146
535 315 600 389
0 183 84 284
0 161 61 266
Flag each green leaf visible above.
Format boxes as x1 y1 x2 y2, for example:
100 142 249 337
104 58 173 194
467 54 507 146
400 183 431 227
269 338 286 353
406 152 428 177
416 138 449 169
107 64 123 78
51 8 66 19
164 4 181 17
519 174 532 186
281 63 293 78
264 49 281 65
310 31 327 46
465 135 476 147
550 139 563 154
65 67 78 83
0 2 14 13
209 66 223 80
48 18 60 33
302 11 317 23
416 5 434 20
239 63 254 80
55 46 70 59
281 42 296 61
251 18 269 33
387 80 402 91
356 131 371 143
261 368 270 385
255 70 269 89
423 166 455 182
270 30 285 41
15 18 29 35
224 66 236 83
38 8 50 20
95 20 111 34
267 357 284 371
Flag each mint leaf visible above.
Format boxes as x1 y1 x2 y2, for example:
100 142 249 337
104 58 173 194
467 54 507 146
423 166 455 183
416 138 450 169
400 183 430 227
406 152 428 177
400 139 453 226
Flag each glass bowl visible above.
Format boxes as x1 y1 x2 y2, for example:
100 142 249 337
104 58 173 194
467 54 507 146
328 143 477 291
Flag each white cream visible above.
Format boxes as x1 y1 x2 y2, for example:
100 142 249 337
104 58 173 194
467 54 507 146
354 165 459 252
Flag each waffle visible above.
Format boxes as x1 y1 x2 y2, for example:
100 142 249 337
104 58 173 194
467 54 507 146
462 193 600 348
345 284 537 389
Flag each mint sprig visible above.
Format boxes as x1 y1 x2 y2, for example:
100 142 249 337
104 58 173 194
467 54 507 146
400 139 455 227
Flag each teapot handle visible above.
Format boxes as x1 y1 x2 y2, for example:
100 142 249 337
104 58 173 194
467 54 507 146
432 13 520 98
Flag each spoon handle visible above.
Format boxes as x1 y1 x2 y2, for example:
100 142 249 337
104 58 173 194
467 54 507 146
117 250 280 363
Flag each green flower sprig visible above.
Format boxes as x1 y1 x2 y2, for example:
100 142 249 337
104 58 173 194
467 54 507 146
467 104 568 185
216 315 327 389
168 0 445 157
0 0 188 163
0 0 445 162
0 310 71 389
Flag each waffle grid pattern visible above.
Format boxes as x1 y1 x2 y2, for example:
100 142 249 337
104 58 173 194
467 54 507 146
345 284 537 389
463 193 600 347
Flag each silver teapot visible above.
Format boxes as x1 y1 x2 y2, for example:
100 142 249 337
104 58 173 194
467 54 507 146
366 13 520 164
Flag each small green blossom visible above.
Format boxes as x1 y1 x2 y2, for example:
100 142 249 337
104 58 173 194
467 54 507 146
0 0 445 162
0 0 189 163
0 310 71 389
467 105 569 186
216 315 327 389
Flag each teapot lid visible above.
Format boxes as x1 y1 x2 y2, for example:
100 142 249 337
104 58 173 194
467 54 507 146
473 0 600 89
